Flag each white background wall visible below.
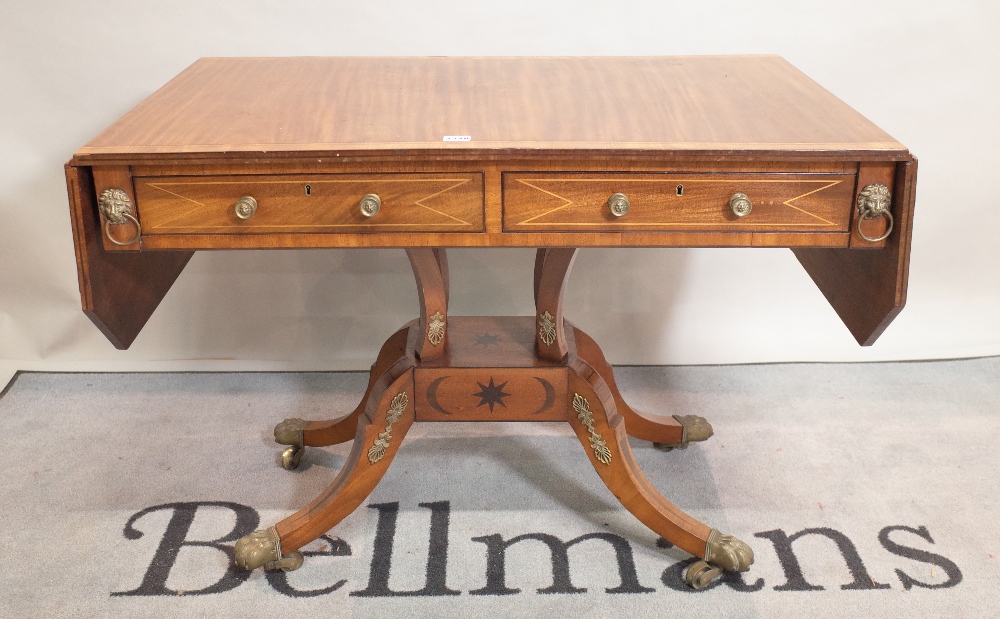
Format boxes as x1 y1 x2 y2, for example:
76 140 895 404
2 1 999 386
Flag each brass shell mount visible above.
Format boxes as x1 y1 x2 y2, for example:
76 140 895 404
274 418 310 471
653 414 714 452
427 311 446 346
607 192 630 217
234 526 304 572
729 192 752 217
233 195 258 220
857 183 894 242
359 193 381 218
573 393 613 465
367 392 409 464
98 188 142 246
537 310 557 346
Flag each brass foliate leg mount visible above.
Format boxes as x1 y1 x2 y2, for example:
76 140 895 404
653 415 714 452
274 418 310 470
684 529 754 589
234 526 304 572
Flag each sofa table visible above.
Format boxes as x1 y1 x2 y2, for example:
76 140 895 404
66 56 915 588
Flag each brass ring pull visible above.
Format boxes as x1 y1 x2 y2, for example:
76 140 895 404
103 212 142 246
856 183 893 242
857 209 894 242
98 188 142 245
607 193 630 217
359 193 381 218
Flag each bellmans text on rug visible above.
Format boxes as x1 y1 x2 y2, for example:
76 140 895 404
0 358 996 618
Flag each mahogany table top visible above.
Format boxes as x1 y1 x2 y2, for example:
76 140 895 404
74 56 907 162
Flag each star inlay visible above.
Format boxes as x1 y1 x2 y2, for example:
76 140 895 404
474 333 501 348
472 377 511 413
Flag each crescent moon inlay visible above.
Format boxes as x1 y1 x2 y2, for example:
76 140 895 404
532 377 556 415
426 376 452 415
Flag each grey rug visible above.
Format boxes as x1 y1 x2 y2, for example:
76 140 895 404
0 359 997 618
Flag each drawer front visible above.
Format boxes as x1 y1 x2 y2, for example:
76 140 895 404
503 172 855 232
134 173 484 234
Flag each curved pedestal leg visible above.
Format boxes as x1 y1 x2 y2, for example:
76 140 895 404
273 324 414 468
534 248 578 362
407 248 449 361
566 362 753 588
236 367 416 571
573 325 713 450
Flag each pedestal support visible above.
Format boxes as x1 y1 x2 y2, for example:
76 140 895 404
236 248 751 588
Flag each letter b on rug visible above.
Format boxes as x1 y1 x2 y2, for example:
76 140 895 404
111 502 260 596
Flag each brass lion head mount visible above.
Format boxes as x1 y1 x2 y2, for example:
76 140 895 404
97 188 134 224
857 183 890 218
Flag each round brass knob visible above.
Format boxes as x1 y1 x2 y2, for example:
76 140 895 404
234 196 258 220
359 193 381 218
607 193 630 217
729 193 752 217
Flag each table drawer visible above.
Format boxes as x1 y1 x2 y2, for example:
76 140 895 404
502 172 855 232
133 173 484 234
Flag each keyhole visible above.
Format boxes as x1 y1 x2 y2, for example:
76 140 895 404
676 184 684 196
305 184 312 196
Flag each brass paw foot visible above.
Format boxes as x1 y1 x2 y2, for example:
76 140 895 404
274 417 309 445
274 418 310 470
683 529 754 588
653 415 714 451
234 526 304 572
704 528 754 572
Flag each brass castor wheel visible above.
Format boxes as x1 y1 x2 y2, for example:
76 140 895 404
684 560 723 589
652 441 686 452
268 550 304 572
281 445 304 471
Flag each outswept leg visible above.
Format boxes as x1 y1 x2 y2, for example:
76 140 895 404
573 325 712 449
236 368 416 571
242 245 744 588
273 323 414 469
566 363 753 588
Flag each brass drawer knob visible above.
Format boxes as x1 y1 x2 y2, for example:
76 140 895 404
359 193 381 218
607 192 630 217
234 196 258 220
729 192 752 217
